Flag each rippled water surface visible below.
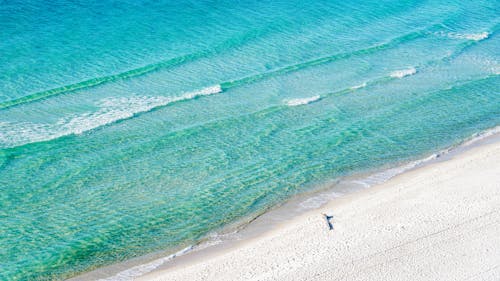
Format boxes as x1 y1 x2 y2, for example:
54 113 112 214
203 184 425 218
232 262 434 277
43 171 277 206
1 0 499 279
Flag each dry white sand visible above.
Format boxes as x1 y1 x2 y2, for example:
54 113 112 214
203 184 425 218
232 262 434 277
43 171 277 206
140 141 500 281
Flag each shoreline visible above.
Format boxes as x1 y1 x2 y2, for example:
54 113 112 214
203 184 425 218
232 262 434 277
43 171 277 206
143 129 500 280
70 127 500 281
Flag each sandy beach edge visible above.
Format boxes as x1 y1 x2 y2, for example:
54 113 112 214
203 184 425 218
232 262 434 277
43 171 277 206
137 129 500 281
70 127 500 281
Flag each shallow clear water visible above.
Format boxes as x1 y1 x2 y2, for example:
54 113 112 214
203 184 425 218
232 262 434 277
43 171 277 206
1 0 499 279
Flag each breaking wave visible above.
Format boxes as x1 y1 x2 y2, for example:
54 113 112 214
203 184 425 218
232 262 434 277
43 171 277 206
350 82 367 90
435 31 490 41
390 67 417 78
0 85 222 148
286 95 321 106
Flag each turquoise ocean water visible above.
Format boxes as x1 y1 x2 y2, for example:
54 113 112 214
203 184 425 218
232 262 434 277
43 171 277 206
1 0 499 279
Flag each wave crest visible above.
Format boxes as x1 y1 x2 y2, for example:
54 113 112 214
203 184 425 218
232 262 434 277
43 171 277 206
350 82 367 90
390 67 417 78
286 95 321 106
435 31 489 41
0 85 222 148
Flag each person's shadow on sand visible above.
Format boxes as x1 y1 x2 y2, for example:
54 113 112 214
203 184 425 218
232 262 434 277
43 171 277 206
322 213 334 230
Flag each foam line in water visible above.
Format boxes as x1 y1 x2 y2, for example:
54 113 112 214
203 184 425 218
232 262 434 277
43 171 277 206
5 71 494 150
97 226 242 281
299 191 343 209
351 153 438 188
390 67 417 78
434 31 490 41
286 95 321 106
0 24 271 110
97 245 194 281
0 55 204 110
0 25 480 111
350 82 367 90
0 85 222 148
220 29 427 89
458 32 489 41
459 126 500 147
1 28 428 111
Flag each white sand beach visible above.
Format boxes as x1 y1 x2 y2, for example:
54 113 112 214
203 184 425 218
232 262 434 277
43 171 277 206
139 139 500 281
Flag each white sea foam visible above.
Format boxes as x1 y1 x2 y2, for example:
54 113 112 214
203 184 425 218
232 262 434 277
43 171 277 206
460 55 500 75
459 126 500 147
286 95 321 106
97 228 241 281
350 82 367 90
390 67 417 78
0 85 222 148
350 153 438 188
299 191 343 209
97 245 194 281
436 31 489 41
